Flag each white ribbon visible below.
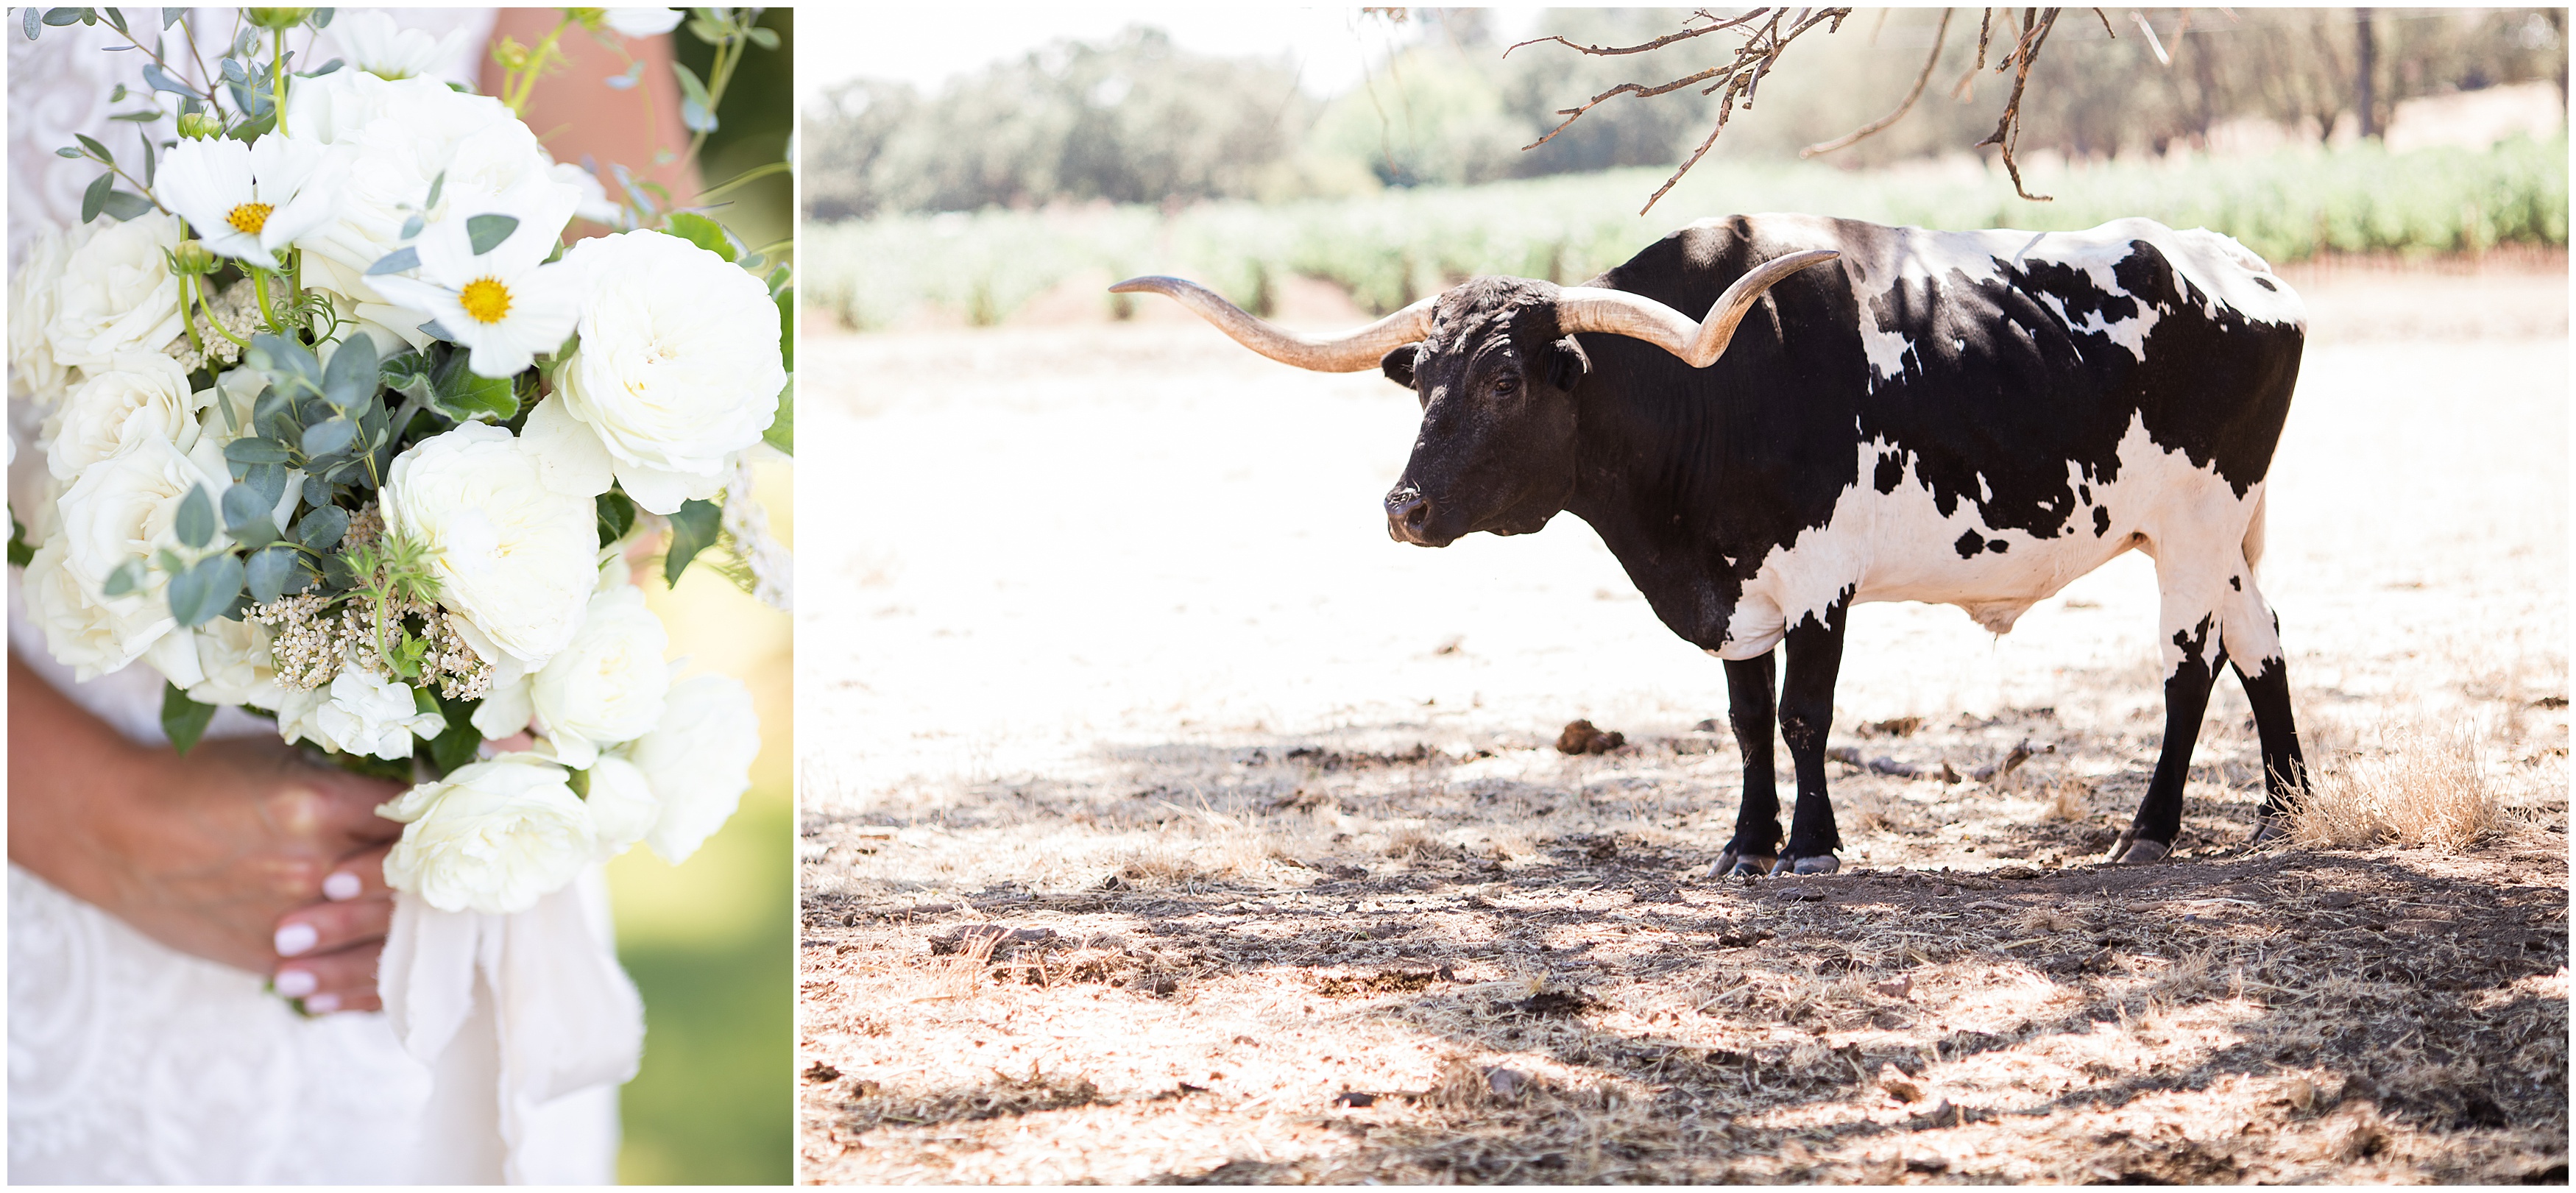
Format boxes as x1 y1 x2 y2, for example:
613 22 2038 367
381 875 642 1184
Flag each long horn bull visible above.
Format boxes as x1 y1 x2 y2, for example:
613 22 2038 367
1111 247 1839 372
1106 276 1436 372
1555 248 1841 367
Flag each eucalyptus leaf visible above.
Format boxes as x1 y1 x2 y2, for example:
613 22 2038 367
168 551 244 627
297 504 349 551
243 461 288 506
320 333 377 409
219 484 276 547
306 417 363 461
245 543 298 603
75 132 111 161
302 472 333 508
79 171 112 222
102 557 145 597
424 169 445 212
366 246 419 275
663 498 721 587
174 483 216 548
99 189 153 222
399 213 423 240
24 8 41 38
224 435 291 467
463 213 518 255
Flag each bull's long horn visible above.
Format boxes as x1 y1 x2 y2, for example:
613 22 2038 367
1556 248 1841 368
1108 275 1437 373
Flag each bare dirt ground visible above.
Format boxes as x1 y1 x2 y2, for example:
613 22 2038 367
795 255 2569 1184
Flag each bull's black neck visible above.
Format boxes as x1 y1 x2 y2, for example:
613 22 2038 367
1559 350 1752 651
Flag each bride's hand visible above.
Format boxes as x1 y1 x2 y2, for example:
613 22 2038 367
9 653 406 980
272 841 396 1013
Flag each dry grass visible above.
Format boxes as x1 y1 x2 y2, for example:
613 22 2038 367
2293 723 2514 852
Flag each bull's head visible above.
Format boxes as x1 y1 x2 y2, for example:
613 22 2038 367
1111 249 1836 547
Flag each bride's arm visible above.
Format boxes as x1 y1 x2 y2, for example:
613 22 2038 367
9 649 405 1005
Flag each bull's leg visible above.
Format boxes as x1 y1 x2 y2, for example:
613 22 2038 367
1710 653 1781 879
2110 561 2231 864
1772 601 1849 876
2220 575 2308 843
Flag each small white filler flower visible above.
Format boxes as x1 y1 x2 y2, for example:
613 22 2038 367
367 190 581 378
157 135 342 263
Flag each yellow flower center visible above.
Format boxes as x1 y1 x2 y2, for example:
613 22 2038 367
227 202 274 235
459 277 513 325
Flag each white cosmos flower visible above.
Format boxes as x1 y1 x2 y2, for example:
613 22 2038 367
367 191 581 378
536 230 785 513
333 8 471 80
379 423 598 669
157 135 342 263
379 754 597 914
604 9 685 37
278 667 447 760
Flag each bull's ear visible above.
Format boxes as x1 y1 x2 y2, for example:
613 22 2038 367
1547 336 1590 390
1380 344 1420 389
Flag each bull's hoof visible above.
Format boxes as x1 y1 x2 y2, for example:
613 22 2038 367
2106 835 2170 865
1769 854 1841 877
2248 817 2290 846
1708 850 1775 880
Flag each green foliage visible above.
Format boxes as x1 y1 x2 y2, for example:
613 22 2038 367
7 517 32 567
160 682 217 756
807 135 2570 328
661 211 738 261
762 378 792 455
663 498 722 587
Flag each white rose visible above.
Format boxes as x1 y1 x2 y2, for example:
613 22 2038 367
46 213 186 370
45 353 207 480
10 222 96 403
49 437 230 676
380 424 598 669
379 754 597 914
286 71 574 280
614 671 760 863
583 754 660 860
537 231 785 514
22 536 132 680
530 583 669 767
277 667 443 760
185 615 288 708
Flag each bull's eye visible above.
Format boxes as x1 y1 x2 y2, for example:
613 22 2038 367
1490 372 1521 398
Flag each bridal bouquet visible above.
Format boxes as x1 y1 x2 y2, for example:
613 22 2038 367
10 7 792 918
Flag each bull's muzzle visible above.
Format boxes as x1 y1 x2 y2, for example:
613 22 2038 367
1384 488 1442 547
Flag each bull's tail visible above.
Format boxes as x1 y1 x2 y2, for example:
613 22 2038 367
2241 489 2268 578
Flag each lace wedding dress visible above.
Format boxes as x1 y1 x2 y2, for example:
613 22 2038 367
7 10 617 1183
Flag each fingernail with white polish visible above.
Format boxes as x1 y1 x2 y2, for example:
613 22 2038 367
306 993 341 1013
322 872 361 901
275 922 319 957
275 969 317 998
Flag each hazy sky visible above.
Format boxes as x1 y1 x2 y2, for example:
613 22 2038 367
796 6 1549 107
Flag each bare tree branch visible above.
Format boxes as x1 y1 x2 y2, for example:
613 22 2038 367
1802 8 1954 157
1520 7 1855 214
1951 6 1997 99
1504 7 1773 60
1977 6 2061 200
